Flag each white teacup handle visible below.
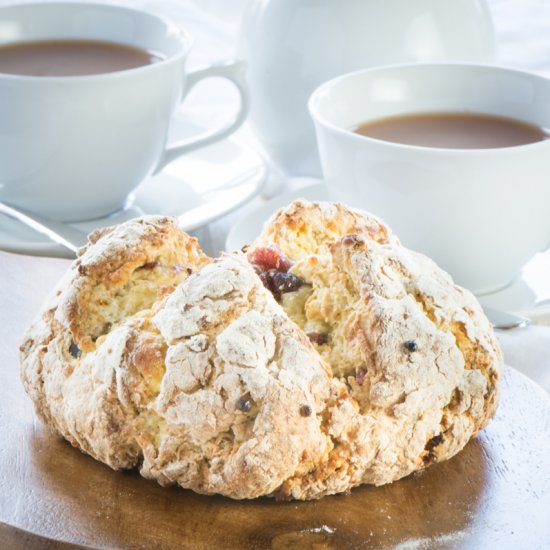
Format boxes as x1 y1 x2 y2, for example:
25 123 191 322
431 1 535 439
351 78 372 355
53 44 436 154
153 59 249 174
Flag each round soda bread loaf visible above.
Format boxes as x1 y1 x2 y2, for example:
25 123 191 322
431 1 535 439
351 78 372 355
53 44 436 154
20 204 503 501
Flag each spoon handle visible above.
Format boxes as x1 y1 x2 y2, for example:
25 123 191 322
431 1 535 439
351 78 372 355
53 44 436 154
0 202 88 254
483 306 531 330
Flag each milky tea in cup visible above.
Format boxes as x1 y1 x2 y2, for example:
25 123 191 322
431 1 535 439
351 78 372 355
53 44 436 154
353 112 549 149
0 39 162 77
309 63 550 294
0 3 249 222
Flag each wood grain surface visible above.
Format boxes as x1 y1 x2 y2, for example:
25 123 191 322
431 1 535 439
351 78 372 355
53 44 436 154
1 250 549 550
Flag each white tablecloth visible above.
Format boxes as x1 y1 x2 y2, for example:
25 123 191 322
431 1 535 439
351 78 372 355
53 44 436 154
1 0 549 392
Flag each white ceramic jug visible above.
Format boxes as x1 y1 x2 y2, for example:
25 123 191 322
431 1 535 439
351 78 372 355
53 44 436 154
240 0 496 176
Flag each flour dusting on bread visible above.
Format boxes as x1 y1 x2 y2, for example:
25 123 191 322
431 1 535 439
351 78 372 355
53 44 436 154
20 203 503 500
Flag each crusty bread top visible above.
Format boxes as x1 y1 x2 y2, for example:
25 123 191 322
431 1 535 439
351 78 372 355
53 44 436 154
250 200 503 498
19 204 504 501
20 217 340 499
57 216 208 351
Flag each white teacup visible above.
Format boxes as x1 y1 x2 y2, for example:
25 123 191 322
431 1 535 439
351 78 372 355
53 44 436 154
0 2 249 221
309 63 550 294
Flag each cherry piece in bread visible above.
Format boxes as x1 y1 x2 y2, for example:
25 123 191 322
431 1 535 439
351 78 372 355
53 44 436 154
248 246 293 273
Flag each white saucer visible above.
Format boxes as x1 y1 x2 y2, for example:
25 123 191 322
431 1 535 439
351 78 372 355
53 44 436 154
226 183 550 321
0 118 266 259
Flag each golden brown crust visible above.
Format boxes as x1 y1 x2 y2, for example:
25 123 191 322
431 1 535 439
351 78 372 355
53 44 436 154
250 200 503 499
63 216 207 351
20 217 335 498
20 204 503 501
20 216 209 468
252 199 392 260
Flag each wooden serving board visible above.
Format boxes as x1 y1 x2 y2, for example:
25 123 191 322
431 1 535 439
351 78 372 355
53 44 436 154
1 251 550 550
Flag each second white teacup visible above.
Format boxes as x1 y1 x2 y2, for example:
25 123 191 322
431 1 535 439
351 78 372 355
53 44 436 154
309 63 550 294
0 2 249 222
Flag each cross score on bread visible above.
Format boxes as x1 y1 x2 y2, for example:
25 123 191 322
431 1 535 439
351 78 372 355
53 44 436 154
19 201 502 500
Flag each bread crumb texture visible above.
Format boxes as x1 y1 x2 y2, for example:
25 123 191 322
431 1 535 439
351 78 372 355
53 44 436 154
20 205 503 500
